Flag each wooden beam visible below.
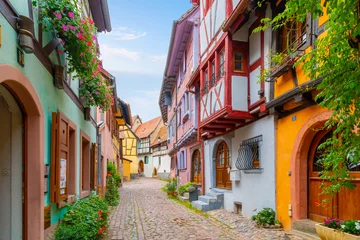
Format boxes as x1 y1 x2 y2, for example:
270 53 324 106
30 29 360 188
215 119 244 124
202 128 226 133
207 123 235 129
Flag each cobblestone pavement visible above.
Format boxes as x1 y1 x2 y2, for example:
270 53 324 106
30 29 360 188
105 178 305 240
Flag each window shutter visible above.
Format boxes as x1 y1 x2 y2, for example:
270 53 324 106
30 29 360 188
50 111 69 203
184 149 187 169
177 152 181 170
91 143 98 190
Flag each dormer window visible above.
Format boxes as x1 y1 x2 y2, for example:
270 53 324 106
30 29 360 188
281 22 307 52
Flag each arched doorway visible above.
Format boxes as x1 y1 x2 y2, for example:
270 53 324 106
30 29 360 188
0 85 23 239
191 149 201 184
153 167 157 178
308 130 360 222
216 141 231 190
0 64 44 240
139 160 144 173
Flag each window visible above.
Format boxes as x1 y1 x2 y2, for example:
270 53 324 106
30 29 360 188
219 50 225 78
80 130 91 198
100 111 104 122
280 21 307 52
144 156 149 164
205 68 209 83
90 143 98 191
178 149 187 170
159 156 161 165
138 137 150 155
234 52 243 72
235 136 262 171
178 106 182 126
50 111 77 204
210 60 216 87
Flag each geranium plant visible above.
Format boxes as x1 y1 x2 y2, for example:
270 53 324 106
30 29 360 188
33 0 113 111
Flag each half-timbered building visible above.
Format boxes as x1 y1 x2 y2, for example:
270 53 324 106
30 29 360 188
187 0 276 217
159 5 201 186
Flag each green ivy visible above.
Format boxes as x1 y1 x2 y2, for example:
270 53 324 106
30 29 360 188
251 208 282 227
53 193 108 240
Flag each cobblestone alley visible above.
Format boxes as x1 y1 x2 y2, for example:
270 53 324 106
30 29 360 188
105 178 305 240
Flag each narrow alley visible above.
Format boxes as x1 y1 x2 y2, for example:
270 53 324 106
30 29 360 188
106 178 302 240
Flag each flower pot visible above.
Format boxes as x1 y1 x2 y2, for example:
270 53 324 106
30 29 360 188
84 107 91 121
316 223 360 240
53 64 64 89
167 191 172 196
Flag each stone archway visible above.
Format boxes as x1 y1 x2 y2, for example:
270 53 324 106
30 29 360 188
0 64 44 240
290 111 331 222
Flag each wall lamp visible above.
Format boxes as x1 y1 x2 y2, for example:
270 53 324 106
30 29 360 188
17 15 35 54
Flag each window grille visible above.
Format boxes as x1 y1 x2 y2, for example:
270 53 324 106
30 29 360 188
235 136 263 170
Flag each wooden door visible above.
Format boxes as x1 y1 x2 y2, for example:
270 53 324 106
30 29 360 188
216 141 231 190
308 130 360 222
192 150 201 184
139 161 144 173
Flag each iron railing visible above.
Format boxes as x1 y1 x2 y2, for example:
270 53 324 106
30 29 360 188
235 136 263 170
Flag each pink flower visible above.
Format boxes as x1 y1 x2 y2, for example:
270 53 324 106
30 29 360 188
80 52 85 57
88 18 94 24
54 12 61 19
96 91 100 95
81 19 86 24
61 25 68 31
68 25 76 31
97 65 102 71
77 32 85 41
68 12 74 20
92 35 97 41
86 41 92 47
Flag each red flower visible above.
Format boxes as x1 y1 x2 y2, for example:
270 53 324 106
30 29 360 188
77 32 85 41
98 210 102 215
98 229 103 235
102 226 105 231
107 173 112 177
88 18 94 24
86 41 92 47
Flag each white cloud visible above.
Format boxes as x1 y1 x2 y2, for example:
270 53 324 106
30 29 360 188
108 27 147 41
99 44 166 75
124 91 161 121
149 55 167 63
101 44 140 61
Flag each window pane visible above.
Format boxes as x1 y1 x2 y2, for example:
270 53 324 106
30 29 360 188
235 53 242 61
235 62 243 71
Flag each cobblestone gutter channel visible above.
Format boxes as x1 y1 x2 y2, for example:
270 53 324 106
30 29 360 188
105 178 305 240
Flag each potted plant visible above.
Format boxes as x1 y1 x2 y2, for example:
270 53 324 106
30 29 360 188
165 178 177 196
316 218 360 240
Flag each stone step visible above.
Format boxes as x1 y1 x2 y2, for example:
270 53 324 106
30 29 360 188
192 200 210 212
287 230 320 240
183 192 189 198
198 195 217 204
293 219 318 236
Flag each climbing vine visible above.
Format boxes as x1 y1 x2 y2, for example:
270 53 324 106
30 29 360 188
255 0 360 197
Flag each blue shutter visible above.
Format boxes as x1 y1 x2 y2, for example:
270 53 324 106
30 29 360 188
177 152 181 170
184 149 187 169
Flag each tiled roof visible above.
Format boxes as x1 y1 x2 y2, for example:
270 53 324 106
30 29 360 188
151 126 167 146
118 99 131 125
135 116 162 139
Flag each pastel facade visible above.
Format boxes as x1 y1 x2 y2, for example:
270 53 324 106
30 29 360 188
0 0 111 239
159 6 202 186
268 1 360 230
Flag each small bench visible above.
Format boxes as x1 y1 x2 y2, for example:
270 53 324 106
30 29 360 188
234 201 242 215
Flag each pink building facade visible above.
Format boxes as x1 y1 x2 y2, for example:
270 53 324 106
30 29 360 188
159 5 202 186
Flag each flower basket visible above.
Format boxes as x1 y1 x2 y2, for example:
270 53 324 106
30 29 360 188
53 64 64 89
17 15 35 53
316 224 360 240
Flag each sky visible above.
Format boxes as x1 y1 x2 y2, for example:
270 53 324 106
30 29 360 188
98 0 193 122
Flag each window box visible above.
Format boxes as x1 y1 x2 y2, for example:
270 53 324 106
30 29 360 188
316 223 360 240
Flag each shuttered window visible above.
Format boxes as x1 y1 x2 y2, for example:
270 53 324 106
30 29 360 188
80 130 91 198
50 111 77 203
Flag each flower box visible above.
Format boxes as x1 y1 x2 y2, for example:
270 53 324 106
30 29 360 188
316 223 360 240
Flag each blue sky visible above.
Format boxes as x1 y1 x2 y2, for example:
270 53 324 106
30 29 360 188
98 0 192 122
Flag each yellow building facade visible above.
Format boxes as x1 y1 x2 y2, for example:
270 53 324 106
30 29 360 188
119 124 139 181
270 1 360 230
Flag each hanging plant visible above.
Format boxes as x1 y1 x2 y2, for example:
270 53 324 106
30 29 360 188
33 0 113 111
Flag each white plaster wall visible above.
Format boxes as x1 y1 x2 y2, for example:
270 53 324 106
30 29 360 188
232 76 248 111
203 116 276 218
249 31 261 66
214 0 225 36
250 67 261 105
138 155 153 177
232 0 240 8
152 155 171 176
230 116 276 217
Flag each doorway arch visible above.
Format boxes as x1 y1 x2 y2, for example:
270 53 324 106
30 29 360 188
290 111 331 222
0 64 44 239
191 149 201 184
139 160 144 173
